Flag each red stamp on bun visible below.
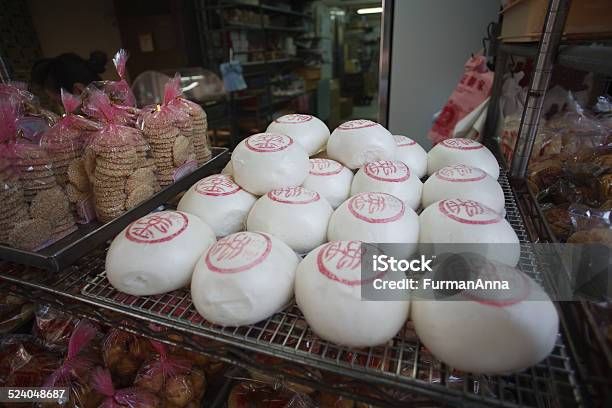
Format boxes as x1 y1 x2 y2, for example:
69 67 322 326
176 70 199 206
435 164 487 183
126 211 189 244
317 241 385 286
309 158 343 176
205 232 272 274
267 187 320 204
194 174 241 196
348 192 405 223
274 114 313 124
440 138 484 150
438 199 501 225
364 160 410 182
245 133 293 152
337 119 378 131
394 135 417 146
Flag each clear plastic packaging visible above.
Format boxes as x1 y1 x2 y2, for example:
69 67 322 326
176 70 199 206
226 379 317 408
0 293 34 334
84 89 158 222
138 78 197 187
92 367 160 408
95 49 137 108
33 306 79 352
102 328 152 388
42 320 105 408
164 75 212 166
134 341 207 408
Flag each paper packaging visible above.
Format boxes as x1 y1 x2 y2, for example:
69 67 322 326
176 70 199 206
231 132 309 195
106 210 216 296
191 231 299 326
419 199 520 266
412 257 558 374
422 164 505 214
302 158 353 209
326 119 397 170
295 241 410 347
247 186 333 253
427 138 500 180
178 174 257 238
350 160 423 210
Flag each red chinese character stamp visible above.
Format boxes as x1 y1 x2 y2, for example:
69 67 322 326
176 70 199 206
363 160 410 182
194 174 241 196
435 164 487 183
274 114 313 124
337 119 378 130
317 241 385 286
440 138 484 150
126 211 189 244
267 186 320 204
348 192 405 224
245 133 293 152
309 158 343 176
205 231 272 274
438 199 501 225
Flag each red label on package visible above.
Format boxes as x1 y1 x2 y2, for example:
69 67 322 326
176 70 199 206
363 160 410 182
245 133 293 152
438 199 501 225
309 158 343 176
195 174 241 196
348 192 405 224
205 232 272 274
274 114 312 124
440 138 484 150
317 241 384 286
267 186 320 204
126 211 189 244
173 160 197 181
435 164 486 183
394 135 417 146
337 119 377 131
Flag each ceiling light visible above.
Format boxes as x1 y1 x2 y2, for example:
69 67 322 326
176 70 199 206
357 7 382 14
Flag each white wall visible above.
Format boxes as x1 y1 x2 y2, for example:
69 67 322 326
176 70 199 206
387 0 499 149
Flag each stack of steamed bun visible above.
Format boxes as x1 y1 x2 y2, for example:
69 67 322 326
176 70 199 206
105 114 558 375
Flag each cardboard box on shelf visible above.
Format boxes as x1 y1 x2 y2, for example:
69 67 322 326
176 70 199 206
500 0 612 42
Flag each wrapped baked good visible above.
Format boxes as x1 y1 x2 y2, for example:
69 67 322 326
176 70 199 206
32 306 79 352
0 294 34 334
84 89 158 222
227 380 317 408
134 341 207 408
138 98 197 187
42 320 105 408
164 75 212 165
102 328 152 387
93 367 160 408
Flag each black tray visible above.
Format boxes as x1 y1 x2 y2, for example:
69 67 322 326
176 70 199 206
0 147 230 272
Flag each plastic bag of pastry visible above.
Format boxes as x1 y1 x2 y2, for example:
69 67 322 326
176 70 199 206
84 89 158 222
33 305 79 352
134 341 207 408
227 380 317 408
137 85 197 187
0 335 61 407
163 74 212 165
0 294 35 334
99 49 136 108
102 328 152 387
93 367 161 408
245 354 321 396
42 320 105 408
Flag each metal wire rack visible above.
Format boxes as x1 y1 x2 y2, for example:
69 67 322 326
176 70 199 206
59 173 583 408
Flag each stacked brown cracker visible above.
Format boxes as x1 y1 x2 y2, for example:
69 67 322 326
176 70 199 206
0 162 29 245
140 106 195 187
189 102 212 165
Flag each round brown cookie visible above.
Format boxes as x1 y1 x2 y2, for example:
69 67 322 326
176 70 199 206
22 177 58 191
125 168 157 194
96 207 125 222
8 218 52 250
95 192 127 206
83 148 97 183
29 186 71 223
125 184 155 209
143 127 180 139
94 165 134 178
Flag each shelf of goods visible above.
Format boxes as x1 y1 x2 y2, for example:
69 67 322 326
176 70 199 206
0 170 592 408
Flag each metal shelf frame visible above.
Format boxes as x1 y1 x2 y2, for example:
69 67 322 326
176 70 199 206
0 173 589 408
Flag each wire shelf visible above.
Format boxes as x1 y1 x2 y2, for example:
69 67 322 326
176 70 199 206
71 173 584 408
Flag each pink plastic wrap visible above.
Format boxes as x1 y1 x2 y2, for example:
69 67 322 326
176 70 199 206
102 328 152 387
84 89 157 222
134 341 207 408
103 49 137 108
164 74 211 165
227 380 317 408
138 76 197 187
33 306 79 352
93 368 160 408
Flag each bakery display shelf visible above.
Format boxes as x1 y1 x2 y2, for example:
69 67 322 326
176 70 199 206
0 147 230 272
0 173 590 408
